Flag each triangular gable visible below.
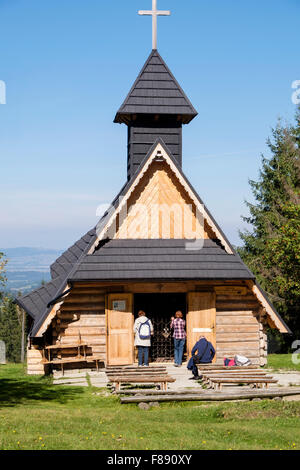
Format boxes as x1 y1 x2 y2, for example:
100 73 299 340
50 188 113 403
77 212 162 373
114 50 198 125
89 139 233 254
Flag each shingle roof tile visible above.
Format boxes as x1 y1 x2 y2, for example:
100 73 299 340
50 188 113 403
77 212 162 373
114 50 198 124
70 239 254 282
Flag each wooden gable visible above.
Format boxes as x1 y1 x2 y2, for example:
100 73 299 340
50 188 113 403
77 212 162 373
114 160 216 240
89 141 233 254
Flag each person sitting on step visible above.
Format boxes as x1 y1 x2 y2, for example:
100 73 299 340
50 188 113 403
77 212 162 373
187 336 215 379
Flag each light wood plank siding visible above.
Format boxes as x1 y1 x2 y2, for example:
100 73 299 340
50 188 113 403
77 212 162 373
215 293 262 365
27 346 45 375
51 287 106 362
114 162 216 240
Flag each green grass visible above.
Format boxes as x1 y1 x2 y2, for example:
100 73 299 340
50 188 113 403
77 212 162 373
1 362 300 450
267 354 300 371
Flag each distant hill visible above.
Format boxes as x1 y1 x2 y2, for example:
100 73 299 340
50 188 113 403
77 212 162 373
1 247 64 294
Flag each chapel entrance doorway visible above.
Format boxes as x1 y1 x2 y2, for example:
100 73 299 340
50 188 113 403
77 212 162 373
134 293 187 362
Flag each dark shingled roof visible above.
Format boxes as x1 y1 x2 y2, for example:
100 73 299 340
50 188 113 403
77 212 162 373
69 239 255 282
50 229 96 280
15 228 97 336
114 50 198 125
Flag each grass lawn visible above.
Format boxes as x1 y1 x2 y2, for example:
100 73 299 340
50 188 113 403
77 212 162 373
267 354 300 371
0 359 300 451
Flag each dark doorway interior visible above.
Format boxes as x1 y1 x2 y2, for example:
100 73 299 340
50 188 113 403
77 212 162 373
134 293 187 362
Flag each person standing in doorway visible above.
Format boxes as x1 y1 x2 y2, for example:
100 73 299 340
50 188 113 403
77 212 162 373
170 311 186 367
134 310 154 367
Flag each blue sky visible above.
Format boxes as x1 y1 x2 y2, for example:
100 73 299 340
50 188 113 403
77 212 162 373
0 0 299 249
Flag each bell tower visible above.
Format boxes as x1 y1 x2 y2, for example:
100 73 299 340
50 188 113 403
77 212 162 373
114 50 198 180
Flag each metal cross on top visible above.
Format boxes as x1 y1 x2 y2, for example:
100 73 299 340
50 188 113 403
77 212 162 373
139 0 171 50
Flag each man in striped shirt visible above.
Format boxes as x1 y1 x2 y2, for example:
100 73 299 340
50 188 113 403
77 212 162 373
170 311 186 367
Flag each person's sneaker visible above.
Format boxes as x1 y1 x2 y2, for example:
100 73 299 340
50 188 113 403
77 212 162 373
189 376 199 380
174 364 178 367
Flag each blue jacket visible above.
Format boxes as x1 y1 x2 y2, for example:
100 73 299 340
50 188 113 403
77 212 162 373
187 338 215 369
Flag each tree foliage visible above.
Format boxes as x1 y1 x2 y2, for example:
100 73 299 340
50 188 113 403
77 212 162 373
0 252 25 362
239 109 300 350
0 251 7 294
0 296 23 363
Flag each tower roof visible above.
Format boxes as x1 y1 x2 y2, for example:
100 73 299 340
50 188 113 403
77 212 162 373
114 50 198 125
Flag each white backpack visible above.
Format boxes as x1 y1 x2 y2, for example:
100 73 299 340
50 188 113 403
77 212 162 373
138 319 151 340
234 354 252 366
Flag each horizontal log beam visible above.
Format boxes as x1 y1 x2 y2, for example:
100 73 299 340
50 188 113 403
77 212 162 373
120 388 300 403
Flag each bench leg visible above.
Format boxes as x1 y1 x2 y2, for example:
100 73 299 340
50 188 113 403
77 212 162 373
114 382 120 392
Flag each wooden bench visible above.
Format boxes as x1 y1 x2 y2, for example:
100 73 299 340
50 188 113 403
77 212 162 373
106 367 167 372
106 369 167 378
106 366 168 378
109 375 176 392
197 364 259 372
42 355 104 375
41 335 104 375
202 373 268 385
201 370 268 381
209 377 278 391
201 368 265 375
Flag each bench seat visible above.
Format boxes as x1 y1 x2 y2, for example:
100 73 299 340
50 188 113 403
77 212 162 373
110 375 175 391
197 365 259 371
42 356 104 374
209 377 278 391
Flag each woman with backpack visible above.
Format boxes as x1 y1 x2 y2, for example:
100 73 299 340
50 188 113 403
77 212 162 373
134 310 154 367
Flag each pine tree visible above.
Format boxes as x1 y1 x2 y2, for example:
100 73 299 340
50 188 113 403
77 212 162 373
0 296 23 363
239 109 300 350
0 253 26 362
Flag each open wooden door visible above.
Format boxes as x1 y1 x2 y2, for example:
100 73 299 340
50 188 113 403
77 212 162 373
106 293 134 366
187 292 216 362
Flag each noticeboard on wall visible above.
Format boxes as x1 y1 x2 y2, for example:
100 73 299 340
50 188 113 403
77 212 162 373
112 300 126 312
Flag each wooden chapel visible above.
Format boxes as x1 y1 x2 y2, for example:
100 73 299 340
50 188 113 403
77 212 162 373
16 6 290 375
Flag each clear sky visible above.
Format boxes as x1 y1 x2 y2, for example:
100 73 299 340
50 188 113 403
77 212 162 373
0 0 299 249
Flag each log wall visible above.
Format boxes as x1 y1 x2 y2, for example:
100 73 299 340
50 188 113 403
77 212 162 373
52 287 106 361
215 293 262 365
27 346 45 375
27 281 267 373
